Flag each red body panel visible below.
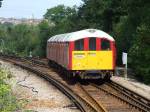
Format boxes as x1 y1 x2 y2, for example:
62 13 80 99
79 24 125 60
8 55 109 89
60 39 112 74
68 42 74 70
84 38 89 50
47 42 70 69
96 38 101 50
110 41 116 69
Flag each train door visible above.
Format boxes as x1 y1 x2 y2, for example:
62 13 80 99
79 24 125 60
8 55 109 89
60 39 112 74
98 39 113 69
87 38 98 70
72 39 87 70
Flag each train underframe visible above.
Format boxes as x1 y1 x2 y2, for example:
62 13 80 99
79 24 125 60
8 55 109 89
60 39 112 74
48 60 114 80
72 70 114 80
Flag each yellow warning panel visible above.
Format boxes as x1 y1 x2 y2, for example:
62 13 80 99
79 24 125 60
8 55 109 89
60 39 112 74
72 51 113 70
97 51 113 69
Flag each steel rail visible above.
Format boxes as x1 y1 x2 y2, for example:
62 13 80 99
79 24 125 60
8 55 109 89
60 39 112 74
76 83 107 112
107 81 150 111
90 83 149 112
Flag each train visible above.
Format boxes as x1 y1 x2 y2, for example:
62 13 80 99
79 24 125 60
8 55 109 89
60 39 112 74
47 29 116 79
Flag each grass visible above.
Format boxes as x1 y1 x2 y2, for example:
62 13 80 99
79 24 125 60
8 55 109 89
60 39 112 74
0 68 27 112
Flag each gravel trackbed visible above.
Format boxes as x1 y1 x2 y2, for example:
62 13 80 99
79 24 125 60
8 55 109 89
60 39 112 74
0 60 80 112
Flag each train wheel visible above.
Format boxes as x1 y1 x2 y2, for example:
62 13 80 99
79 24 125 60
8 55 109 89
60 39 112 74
48 60 51 67
104 73 111 81
68 72 73 79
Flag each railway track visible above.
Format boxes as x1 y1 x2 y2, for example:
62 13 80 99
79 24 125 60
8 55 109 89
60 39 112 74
0 54 149 112
89 83 149 112
0 54 105 112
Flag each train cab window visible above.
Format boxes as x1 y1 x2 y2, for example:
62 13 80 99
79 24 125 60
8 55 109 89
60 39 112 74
89 38 96 50
101 39 110 50
75 39 84 51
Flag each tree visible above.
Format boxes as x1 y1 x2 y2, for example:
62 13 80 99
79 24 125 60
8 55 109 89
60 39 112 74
38 20 51 57
129 24 150 83
0 23 40 56
44 5 77 25
78 0 126 32
0 0 2 7
126 0 150 83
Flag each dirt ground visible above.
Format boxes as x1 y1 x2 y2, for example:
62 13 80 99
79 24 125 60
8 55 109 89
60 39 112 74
0 60 80 112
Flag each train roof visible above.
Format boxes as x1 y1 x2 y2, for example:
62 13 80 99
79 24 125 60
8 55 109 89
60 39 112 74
48 29 115 42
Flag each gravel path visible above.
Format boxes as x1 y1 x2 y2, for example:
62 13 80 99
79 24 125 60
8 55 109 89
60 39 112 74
0 60 80 112
111 76 150 100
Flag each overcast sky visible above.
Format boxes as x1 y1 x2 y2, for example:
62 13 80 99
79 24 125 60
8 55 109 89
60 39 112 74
0 0 82 19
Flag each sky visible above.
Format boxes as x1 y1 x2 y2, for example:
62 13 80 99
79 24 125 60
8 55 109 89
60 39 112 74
0 0 83 19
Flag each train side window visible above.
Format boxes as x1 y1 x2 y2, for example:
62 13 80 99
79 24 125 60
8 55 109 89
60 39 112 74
101 39 110 50
89 38 96 51
75 39 84 51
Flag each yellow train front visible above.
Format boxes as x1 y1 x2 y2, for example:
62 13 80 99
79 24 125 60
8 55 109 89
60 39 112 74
47 29 116 79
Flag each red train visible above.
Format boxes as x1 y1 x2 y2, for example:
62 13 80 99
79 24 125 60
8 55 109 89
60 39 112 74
47 29 116 79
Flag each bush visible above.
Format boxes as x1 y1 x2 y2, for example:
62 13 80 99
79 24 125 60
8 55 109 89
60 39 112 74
0 69 21 112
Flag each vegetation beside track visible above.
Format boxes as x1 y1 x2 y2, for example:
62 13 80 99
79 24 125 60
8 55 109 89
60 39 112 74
0 0 149 84
0 68 27 112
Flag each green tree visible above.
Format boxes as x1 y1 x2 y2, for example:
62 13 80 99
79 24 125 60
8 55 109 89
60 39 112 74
78 0 126 32
0 23 40 56
0 0 3 7
126 0 150 83
38 20 51 57
129 24 150 83
44 5 77 25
